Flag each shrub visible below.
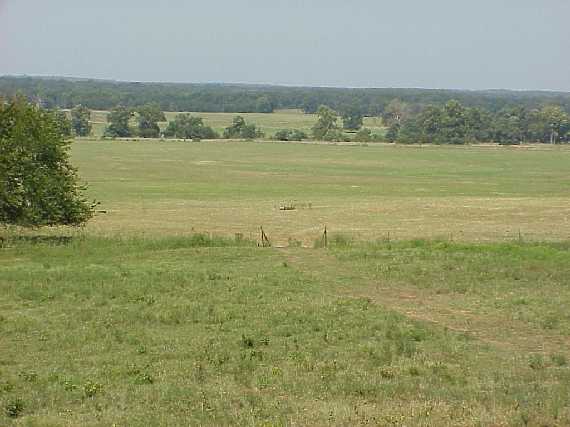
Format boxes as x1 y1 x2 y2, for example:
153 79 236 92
274 129 307 141
223 116 263 139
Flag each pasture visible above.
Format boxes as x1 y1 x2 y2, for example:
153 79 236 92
2 140 570 425
88 109 385 138
72 139 570 244
1 236 570 425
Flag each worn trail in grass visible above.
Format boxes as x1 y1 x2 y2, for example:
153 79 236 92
278 241 570 356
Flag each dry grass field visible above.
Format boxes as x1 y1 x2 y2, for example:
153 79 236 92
71 139 570 245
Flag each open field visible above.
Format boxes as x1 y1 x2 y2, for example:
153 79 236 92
1 236 570 425
88 109 386 138
71 139 570 244
3 140 570 425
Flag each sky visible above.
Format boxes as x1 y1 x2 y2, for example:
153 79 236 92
0 0 569 91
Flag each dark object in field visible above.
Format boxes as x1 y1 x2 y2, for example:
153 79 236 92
280 204 296 211
96 210 108 214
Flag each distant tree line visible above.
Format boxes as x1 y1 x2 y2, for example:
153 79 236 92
48 99 570 144
385 100 570 144
99 104 265 141
2 76 569 116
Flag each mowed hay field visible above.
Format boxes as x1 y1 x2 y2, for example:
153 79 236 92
88 109 385 138
2 140 570 425
72 139 570 244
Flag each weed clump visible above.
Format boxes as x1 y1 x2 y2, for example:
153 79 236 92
5 399 24 418
529 354 545 370
83 380 103 398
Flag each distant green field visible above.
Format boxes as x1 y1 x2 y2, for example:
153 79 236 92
70 139 570 244
1 236 569 425
89 109 386 138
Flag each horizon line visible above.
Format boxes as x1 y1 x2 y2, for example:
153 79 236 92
2 74 569 95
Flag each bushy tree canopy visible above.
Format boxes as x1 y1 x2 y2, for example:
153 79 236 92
312 105 341 141
0 97 94 227
104 106 134 138
71 105 92 137
223 116 263 139
391 100 570 145
341 105 364 130
164 114 218 140
53 109 73 138
136 103 166 138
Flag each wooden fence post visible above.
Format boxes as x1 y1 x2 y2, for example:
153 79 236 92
260 226 271 247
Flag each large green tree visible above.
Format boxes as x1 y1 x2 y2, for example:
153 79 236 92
104 106 134 138
383 99 410 126
341 104 364 130
538 105 569 144
71 105 92 137
312 105 341 140
136 103 166 138
53 109 73 138
223 116 263 139
0 98 94 227
164 114 218 140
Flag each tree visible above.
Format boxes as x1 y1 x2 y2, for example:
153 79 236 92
164 114 218 140
136 103 166 138
53 109 73 138
71 105 92 137
223 116 263 139
383 99 410 126
465 107 492 142
312 105 340 140
491 110 524 145
341 105 364 130
538 105 568 144
104 105 134 138
0 97 94 227
437 100 468 144
385 123 400 143
255 96 273 113
398 118 423 144
394 101 491 145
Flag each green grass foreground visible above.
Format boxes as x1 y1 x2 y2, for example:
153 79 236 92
1 235 569 425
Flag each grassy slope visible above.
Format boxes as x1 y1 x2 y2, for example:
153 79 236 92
71 140 570 243
1 236 569 425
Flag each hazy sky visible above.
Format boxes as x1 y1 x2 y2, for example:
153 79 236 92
1 0 569 91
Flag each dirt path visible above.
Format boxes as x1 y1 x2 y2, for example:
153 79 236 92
277 247 570 356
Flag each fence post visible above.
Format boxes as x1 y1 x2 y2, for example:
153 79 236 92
260 226 271 247
324 225 328 248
